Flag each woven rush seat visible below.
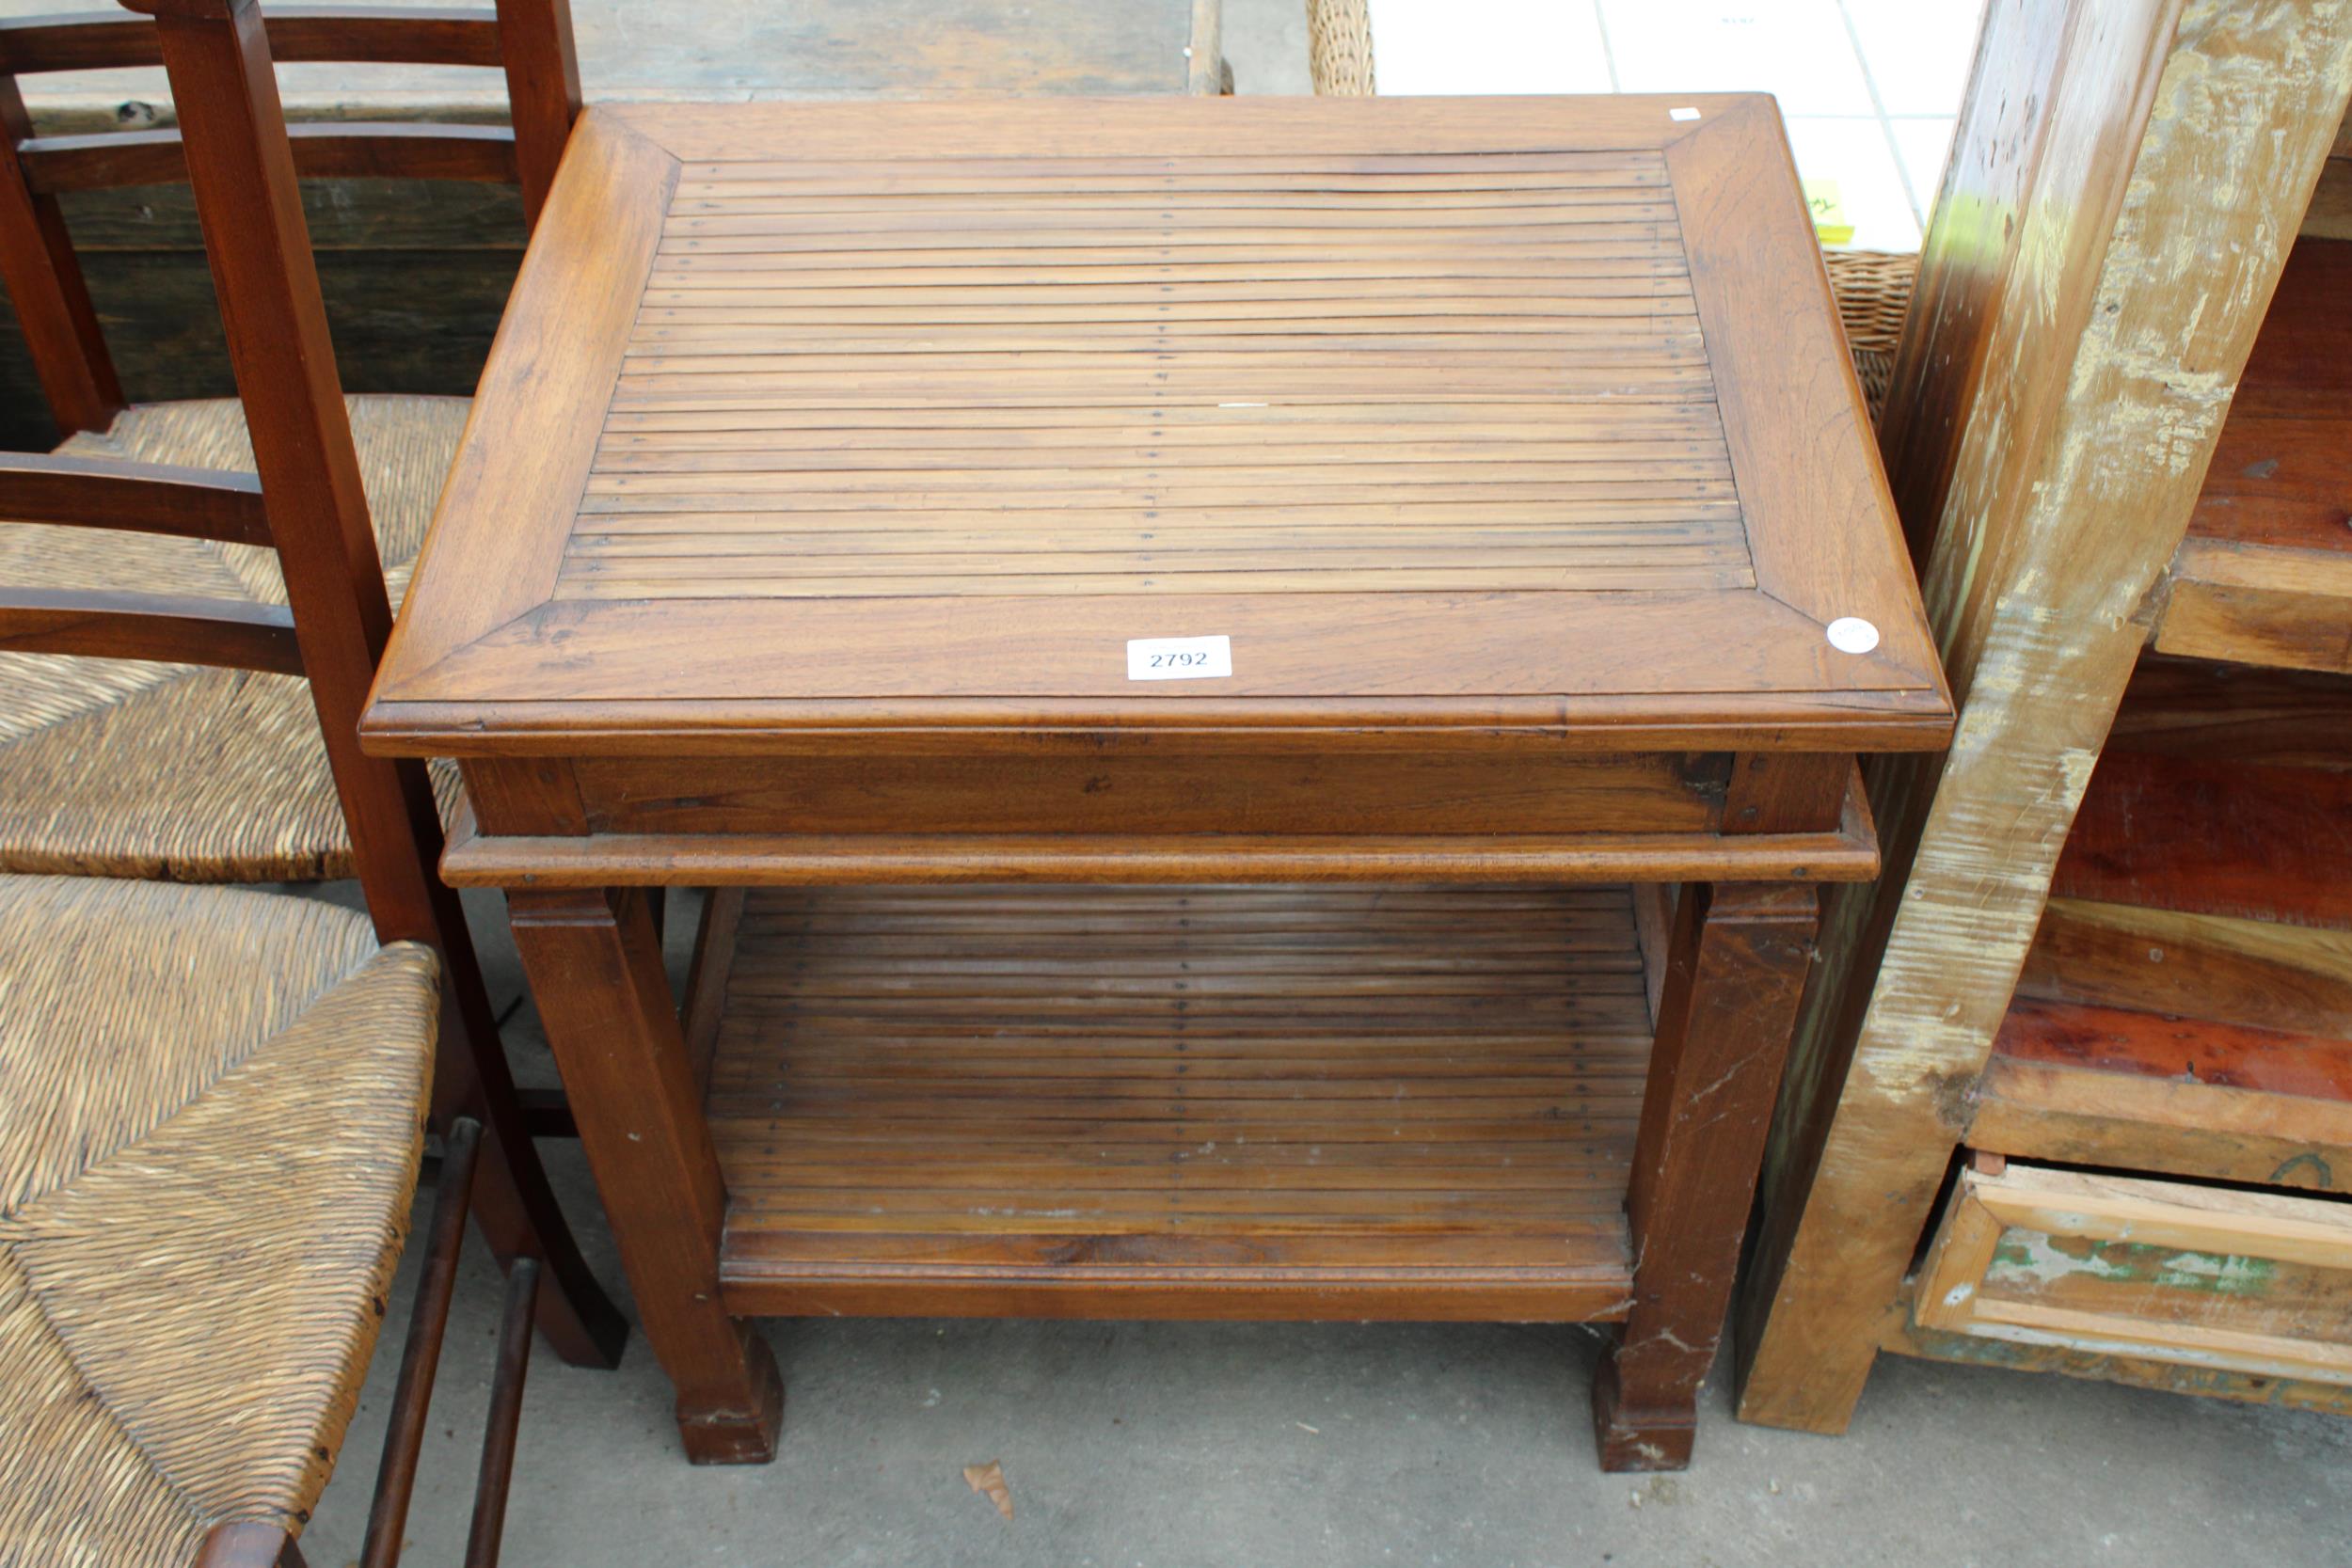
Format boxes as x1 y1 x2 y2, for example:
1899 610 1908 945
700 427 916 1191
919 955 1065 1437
0 394 468 882
0 875 435 1566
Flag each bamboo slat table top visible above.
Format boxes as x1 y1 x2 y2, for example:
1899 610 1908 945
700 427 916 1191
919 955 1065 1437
364 95 1950 758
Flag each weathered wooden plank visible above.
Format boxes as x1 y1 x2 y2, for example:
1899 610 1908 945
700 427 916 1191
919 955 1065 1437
2017 897 2352 1039
1975 996 2352 1191
1736 0 2352 1435
1913 1161 2352 1386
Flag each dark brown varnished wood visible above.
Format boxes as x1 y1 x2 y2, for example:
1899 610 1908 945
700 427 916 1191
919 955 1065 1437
1595 881 1818 1469
464 1257 539 1568
0 451 270 543
0 76 118 433
507 886 784 1464
571 749 1732 838
1722 752 1851 835
19 120 521 194
0 586 300 671
361 1115 483 1568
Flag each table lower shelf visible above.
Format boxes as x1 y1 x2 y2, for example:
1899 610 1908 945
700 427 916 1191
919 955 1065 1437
705 882 1649 1322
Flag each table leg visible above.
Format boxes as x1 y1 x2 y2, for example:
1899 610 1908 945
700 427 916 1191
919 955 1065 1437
506 885 783 1464
1595 880 1819 1471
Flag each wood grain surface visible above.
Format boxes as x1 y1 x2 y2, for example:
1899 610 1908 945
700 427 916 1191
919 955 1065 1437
569 146 1747 602
363 95 1948 754
2155 239 2352 673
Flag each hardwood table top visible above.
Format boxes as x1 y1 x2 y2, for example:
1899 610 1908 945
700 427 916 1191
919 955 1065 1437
362 95 1949 762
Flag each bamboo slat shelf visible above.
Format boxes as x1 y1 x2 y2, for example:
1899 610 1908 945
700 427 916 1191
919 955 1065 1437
701 884 1647 1321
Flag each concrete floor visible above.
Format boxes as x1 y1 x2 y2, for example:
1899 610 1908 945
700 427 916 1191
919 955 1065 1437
290 6 2352 1562
292 886 2352 1568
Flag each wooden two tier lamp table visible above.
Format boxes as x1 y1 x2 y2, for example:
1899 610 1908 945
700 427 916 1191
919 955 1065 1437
360 94 1951 1472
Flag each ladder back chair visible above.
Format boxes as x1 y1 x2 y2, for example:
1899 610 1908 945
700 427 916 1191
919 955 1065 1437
0 0 573 884
1302 0 1920 420
0 0 622 1368
0 0 624 1560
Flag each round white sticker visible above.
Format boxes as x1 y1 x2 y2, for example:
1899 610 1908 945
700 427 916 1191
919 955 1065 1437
1826 617 1881 655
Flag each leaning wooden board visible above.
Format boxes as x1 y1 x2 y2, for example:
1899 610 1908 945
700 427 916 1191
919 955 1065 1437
0 0 1225 447
1736 0 2352 1435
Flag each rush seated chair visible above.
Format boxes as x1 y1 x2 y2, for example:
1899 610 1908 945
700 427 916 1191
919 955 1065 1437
0 1 624 1562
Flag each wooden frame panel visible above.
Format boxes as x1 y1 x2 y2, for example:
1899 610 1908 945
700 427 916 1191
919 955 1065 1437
1916 1160 2352 1386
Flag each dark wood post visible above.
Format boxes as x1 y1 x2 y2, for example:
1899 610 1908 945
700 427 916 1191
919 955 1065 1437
508 885 786 1463
1596 880 1820 1469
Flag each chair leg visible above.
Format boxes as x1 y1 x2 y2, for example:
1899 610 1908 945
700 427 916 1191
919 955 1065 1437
463 1257 540 1568
433 898 629 1371
361 1117 483 1568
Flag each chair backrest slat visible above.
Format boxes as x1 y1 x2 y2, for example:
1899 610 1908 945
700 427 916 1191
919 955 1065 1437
0 584 302 672
22 119 518 192
0 6 504 74
0 0 577 943
0 451 269 542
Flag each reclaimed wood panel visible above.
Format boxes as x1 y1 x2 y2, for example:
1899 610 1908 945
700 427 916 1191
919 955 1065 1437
2018 897 2352 1040
1916 1160 2352 1386
1975 997 2352 1191
709 883 1645 1319
2049 752 2352 929
2155 241 2352 673
1738 0 2352 1435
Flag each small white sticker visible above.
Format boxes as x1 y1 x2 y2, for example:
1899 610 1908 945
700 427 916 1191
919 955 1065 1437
1126 635 1232 681
1669 106 1702 121
1826 617 1881 654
